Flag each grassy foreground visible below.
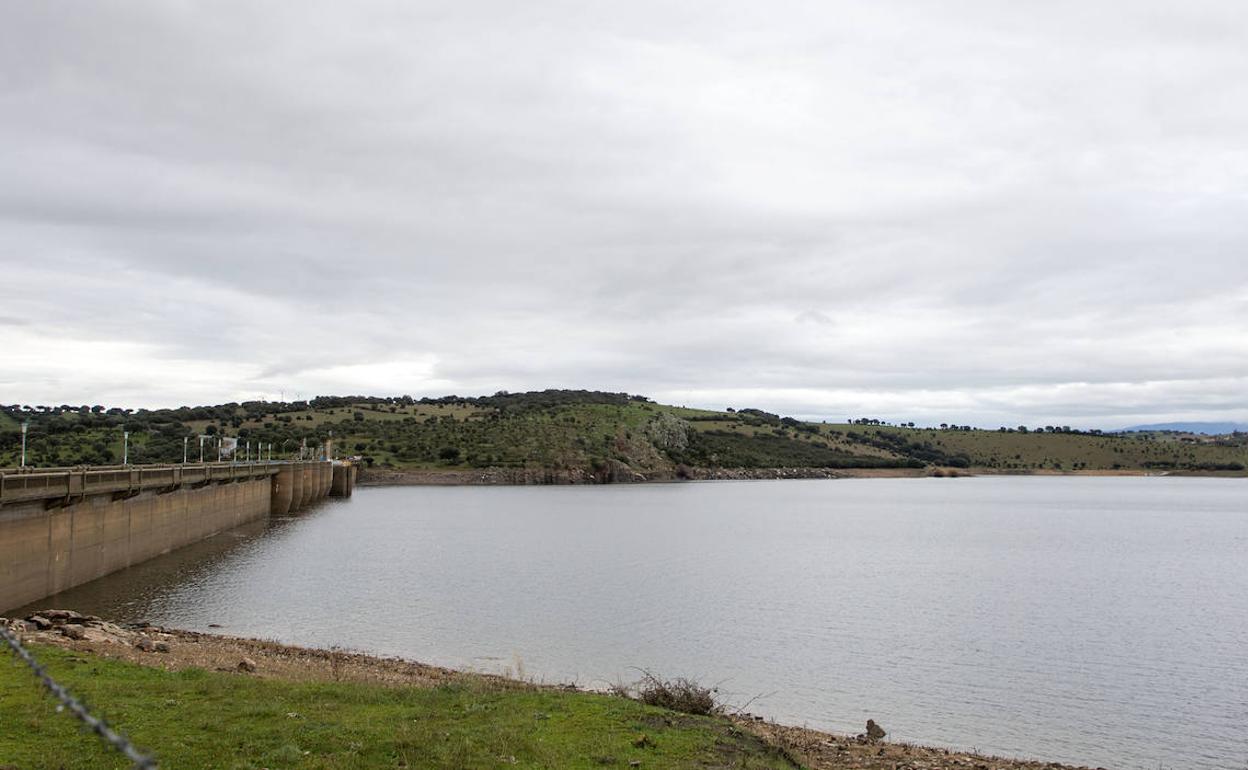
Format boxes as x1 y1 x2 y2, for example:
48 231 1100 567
0 645 798 770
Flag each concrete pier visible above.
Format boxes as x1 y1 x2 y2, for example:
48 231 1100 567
0 460 355 612
289 463 305 511
332 462 357 497
298 464 314 509
271 465 295 515
318 463 331 498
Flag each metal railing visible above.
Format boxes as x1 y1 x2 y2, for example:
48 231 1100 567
0 461 317 507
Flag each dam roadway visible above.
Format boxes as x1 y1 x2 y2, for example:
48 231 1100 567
0 460 357 613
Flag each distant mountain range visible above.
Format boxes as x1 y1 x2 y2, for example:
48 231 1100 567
1122 422 1248 435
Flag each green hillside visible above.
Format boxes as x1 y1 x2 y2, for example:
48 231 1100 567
2 391 1245 476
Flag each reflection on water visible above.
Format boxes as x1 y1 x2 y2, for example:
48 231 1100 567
17 478 1248 770
14 516 292 622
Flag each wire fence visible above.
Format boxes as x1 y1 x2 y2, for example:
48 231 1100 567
0 623 158 769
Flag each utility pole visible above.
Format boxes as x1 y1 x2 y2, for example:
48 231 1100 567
20 420 28 468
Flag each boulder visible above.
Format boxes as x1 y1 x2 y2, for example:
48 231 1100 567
238 657 258 673
42 610 86 624
866 719 887 742
81 625 127 644
133 637 156 652
60 625 86 640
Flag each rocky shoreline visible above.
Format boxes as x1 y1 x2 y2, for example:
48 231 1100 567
354 465 1182 486
358 465 942 486
3 610 1099 770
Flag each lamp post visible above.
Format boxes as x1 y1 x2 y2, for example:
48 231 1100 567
122 428 130 466
183 436 189 464
20 420 28 468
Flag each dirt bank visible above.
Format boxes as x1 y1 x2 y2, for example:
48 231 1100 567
3 612 1097 770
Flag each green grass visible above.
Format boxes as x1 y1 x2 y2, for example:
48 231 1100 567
1 646 799 769
823 424 1248 472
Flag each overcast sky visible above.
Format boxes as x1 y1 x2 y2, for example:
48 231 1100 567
2 1 1246 428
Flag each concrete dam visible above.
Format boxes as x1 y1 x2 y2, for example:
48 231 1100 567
0 460 357 613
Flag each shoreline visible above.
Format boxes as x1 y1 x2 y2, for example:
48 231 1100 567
356 465 1236 487
3 612 1096 770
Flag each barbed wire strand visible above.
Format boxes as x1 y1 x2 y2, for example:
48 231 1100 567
1 623 158 769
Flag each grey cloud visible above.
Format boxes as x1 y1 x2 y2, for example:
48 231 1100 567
1 0 1246 427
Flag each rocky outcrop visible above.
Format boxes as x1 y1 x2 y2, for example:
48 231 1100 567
645 412 692 451
3 611 175 652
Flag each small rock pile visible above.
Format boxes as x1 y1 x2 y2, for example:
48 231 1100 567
2 610 172 653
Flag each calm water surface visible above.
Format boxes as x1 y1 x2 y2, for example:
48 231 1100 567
23 477 1248 769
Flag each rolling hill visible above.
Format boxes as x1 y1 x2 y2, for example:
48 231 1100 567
3 391 1245 478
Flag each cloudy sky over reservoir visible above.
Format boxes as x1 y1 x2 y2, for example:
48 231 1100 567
2 1 1246 428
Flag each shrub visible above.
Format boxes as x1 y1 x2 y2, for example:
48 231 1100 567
631 672 719 716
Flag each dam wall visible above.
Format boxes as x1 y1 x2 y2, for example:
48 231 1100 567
0 460 355 613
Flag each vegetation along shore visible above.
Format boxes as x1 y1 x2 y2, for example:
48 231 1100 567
2 612 1099 770
3 390 1245 480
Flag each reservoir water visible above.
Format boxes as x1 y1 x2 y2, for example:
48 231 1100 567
18 477 1247 769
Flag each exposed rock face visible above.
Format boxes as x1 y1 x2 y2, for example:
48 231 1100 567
645 412 692 451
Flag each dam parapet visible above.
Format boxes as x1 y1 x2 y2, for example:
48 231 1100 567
0 460 356 612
